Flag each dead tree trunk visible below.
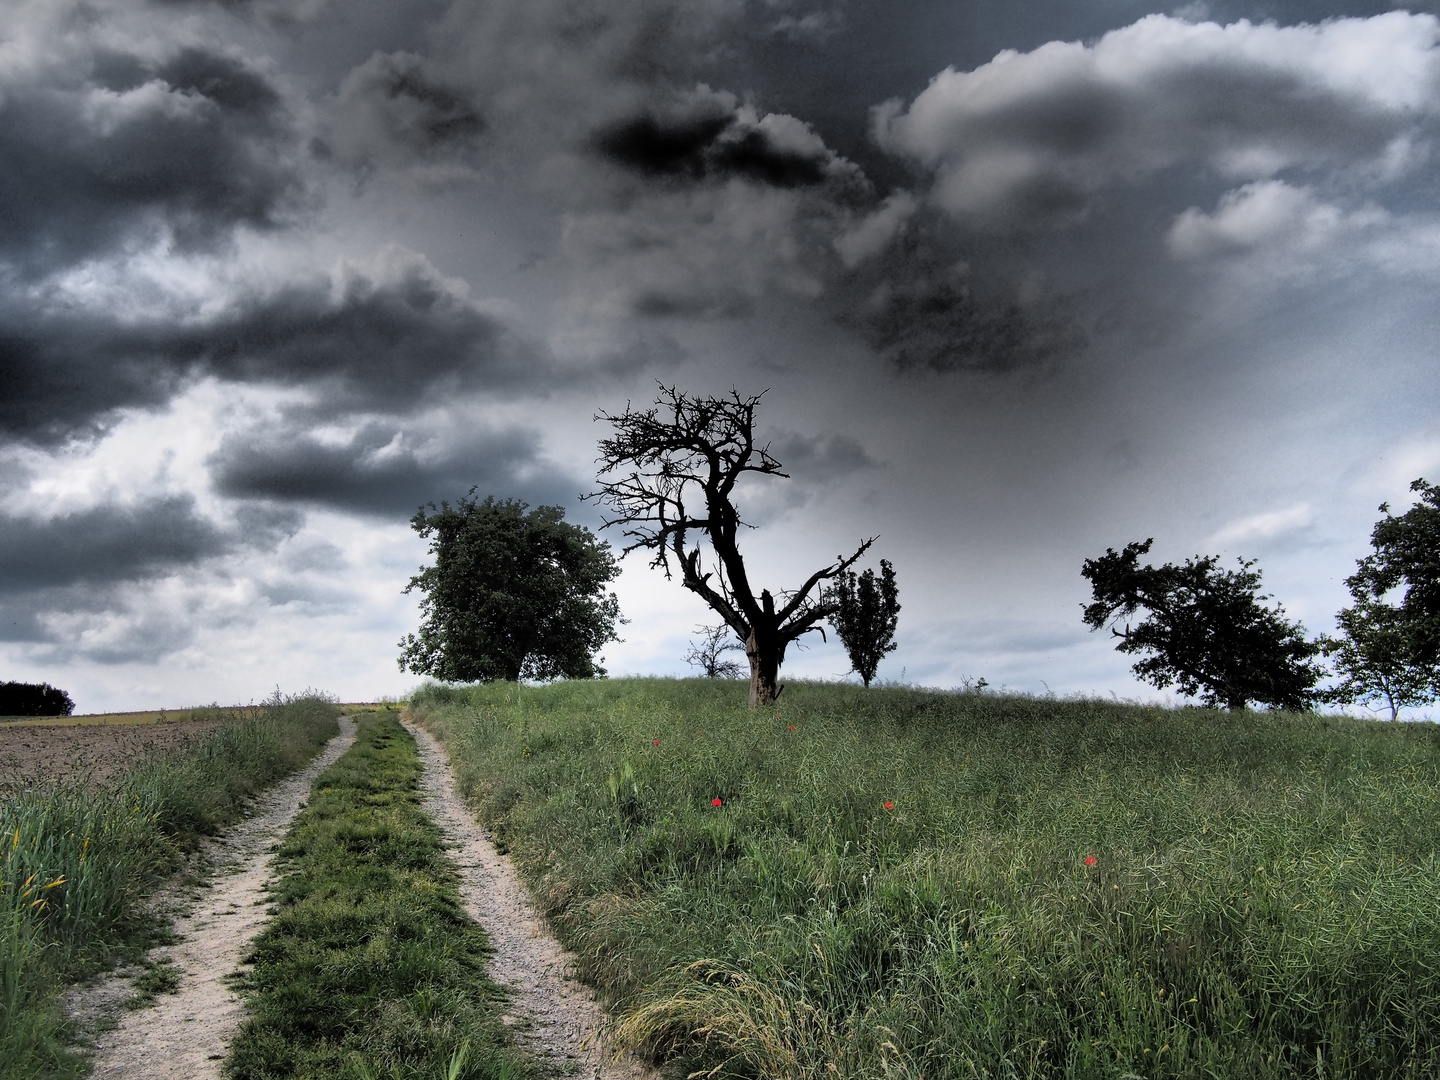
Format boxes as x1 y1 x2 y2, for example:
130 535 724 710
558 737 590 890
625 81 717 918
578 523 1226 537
745 590 784 707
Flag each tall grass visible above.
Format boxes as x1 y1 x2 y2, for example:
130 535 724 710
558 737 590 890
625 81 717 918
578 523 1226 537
411 678 1440 1080
0 693 341 1080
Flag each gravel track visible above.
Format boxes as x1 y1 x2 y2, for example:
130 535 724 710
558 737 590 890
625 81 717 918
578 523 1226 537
66 715 358 1080
406 720 662 1080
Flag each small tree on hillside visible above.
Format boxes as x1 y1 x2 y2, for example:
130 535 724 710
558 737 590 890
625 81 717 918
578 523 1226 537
825 559 900 687
399 491 622 683
684 624 745 679
1321 481 1440 718
589 386 875 707
1321 594 1437 720
1081 538 1323 711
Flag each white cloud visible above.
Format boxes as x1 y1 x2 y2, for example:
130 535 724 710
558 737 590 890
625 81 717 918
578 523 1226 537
834 191 918 268
874 12 1440 228
1208 503 1314 549
1355 434 1440 502
1166 180 1388 259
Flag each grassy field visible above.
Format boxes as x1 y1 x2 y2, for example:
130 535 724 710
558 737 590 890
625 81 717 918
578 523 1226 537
409 678 1440 1080
0 694 341 1080
227 709 537 1080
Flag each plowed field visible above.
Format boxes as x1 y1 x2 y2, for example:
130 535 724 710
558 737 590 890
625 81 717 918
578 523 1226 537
0 718 230 792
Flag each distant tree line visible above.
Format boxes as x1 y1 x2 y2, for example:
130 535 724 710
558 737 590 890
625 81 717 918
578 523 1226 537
397 382 1436 718
0 681 75 717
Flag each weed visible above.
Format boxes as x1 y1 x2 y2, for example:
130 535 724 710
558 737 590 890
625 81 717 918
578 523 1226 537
124 958 181 1009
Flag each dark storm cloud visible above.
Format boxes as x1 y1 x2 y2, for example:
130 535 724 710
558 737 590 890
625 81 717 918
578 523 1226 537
209 419 580 516
0 496 229 594
767 431 881 484
323 51 485 169
0 496 302 659
844 270 1081 374
0 42 301 275
731 428 883 526
195 255 540 403
834 225 1086 374
0 251 544 444
592 87 867 193
0 585 198 664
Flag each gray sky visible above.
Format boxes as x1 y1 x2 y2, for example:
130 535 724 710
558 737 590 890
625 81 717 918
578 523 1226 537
2 0 1438 714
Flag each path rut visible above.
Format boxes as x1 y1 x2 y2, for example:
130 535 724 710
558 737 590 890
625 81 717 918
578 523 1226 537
67 715 358 1080
407 720 662 1080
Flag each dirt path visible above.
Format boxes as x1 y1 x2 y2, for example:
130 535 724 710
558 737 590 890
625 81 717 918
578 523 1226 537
406 721 662 1080
67 715 358 1080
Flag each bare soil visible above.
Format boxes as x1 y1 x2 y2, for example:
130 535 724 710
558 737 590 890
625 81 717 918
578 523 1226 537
0 718 231 793
406 720 662 1080
65 716 358 1080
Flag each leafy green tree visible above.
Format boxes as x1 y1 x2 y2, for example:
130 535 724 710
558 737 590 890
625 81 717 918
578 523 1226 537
1351 478 1440 666
1082 539 1323 711
1321 595 1437 720
825 560 900 687
399 492 621 683
1321 480 1440 718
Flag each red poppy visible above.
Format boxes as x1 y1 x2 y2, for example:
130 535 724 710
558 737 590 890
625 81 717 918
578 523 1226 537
883 801 894 810
653 739 660 745
1084 855 1098 866
788 725 795 730
712 797 723 807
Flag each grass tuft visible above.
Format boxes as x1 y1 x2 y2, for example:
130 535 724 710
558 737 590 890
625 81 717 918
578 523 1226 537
124 957 182 1010
411 677 1440 1079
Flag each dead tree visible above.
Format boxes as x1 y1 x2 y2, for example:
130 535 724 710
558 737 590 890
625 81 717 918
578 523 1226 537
683 623 745 679
589 386 874 707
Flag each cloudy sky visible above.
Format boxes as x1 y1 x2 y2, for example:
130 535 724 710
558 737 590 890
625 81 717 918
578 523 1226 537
3 0 1438 714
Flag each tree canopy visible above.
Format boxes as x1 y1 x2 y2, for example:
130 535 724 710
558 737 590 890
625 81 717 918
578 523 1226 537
398 492 621 683
1353 478 1440 666
825 559 900 688
1322 479 1440 718
1082 539 1322 711
1321 594 1437 720
0 681 75 717
589 385 874 706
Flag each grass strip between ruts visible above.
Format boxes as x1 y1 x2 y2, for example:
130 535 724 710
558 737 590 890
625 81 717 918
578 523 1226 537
226 709 539 1080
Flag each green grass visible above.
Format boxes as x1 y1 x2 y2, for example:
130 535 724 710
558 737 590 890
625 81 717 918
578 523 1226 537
409 677 1440 1080
124 957 182 1010
0 693 341 1080
226 709 538 1080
